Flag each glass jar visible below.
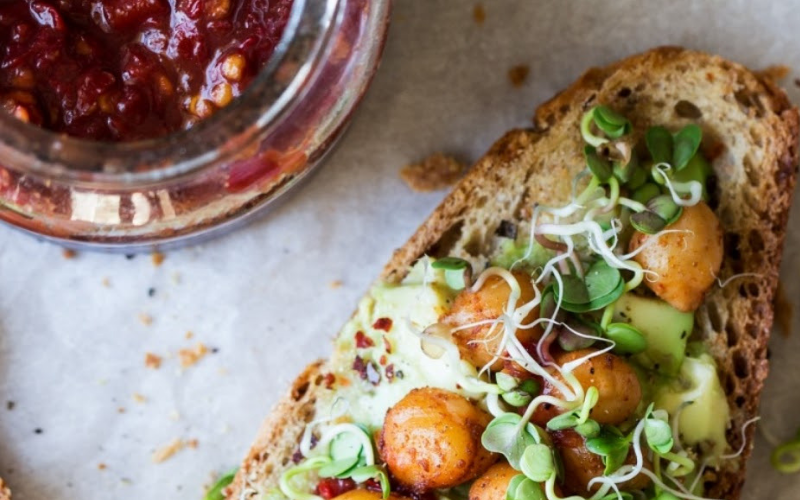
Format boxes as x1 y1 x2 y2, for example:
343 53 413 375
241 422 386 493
0 0 391 251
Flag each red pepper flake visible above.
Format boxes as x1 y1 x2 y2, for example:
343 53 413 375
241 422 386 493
373 317 393 332
323 373 336 389
355 331 374 348
316 478 356 499
383 336 393 354
366 362 382 386
385 363 395 382
352 356 368 380
379 355 387 366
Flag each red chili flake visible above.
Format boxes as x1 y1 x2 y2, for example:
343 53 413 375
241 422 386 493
316 478 356 499
385 364 395 382
383 336 392 354
379 355 387 366
323 373 336 389
291 449 304 464
366 362 382 386
355 331 374 348
372 317 393 332
352 356 368 380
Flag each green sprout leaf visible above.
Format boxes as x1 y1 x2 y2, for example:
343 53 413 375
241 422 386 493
204 468 238 500
520 444 555 482
644 404 675 455
496 372 519 392
318 456 361 479
546 412 580 431
646 126 674 165
647 194 682 226
329 431 363 461
506 474 546 500
593 106 632 139
653 493 681 500
672 124 703 171
771 430 800 474
574 419 601 439
586 431 631 475
350 466 391 499
555 261 624 313
444 269 469 290
585 145 613 182
431 257 470 271
519 379 540 395
630 210 667 235
604 323 647 354
482 413 541 469
631 182 661 205
502 390 533 407
613 152 639 184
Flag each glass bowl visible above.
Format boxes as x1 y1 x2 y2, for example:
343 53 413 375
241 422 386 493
0 0 391 251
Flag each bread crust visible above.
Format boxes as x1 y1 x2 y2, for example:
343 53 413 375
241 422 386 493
0 478 10 500
228 47 799 500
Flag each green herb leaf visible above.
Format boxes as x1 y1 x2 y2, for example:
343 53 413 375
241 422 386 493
329 431 364 462
586 432 630 475
444 268 469 290
482 414 541 469
631 182 661 205
593 106 632 139
627 163 649 190
630 210 667 235
558 274 590 307
431 257 470 270
546 412 580 431
585 261 623 303
585 145 613 182
519 379 540 395
502 390 533 407
506 475 546 500
613 152 639 184
574 420 601 438
506 475 527 500
672 124 703 171
520 444 555 482
647 195 682 225
204 468 238 500
644 417 674 455
604 323 647 354
646 126 674 165
496 372 519 392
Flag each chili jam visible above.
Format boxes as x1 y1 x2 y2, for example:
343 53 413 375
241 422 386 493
0 0 293 141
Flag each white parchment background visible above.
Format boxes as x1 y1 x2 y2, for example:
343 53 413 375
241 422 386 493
2 1 800 498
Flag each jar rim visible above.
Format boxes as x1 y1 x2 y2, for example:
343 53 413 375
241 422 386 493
0 0 340 187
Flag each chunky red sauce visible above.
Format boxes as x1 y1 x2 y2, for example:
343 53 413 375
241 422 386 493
0 0 293 141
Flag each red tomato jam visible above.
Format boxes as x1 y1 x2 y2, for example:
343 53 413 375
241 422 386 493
0 0 294 141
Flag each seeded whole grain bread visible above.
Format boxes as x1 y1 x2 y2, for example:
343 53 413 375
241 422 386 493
227 47 799 500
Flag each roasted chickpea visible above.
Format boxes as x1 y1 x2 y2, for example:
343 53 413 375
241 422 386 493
552 430 651 495
629 202 723 312
441 271 542 370
379 388 496 492
468 462 520 500
532 349 642 426
332 490 412 500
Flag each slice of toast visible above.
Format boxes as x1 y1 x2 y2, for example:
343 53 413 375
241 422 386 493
227 47 799 500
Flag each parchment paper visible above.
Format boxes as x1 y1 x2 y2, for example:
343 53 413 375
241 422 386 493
2 1 800 498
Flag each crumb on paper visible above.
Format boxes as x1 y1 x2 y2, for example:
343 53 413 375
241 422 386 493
400 153 466 192
775 281 792 337
756 64 790 82
172 271 182 284
98 463 107 471
6 401 14 411
117 407 126 414
185 331 194 340
138 313 153 326
101 277 111 287
151 252 165 267
62 248 77 259
152 438 185 464
132 393 147 404
186 439 199 449
120 477 133 485
794 78 800 88
218 367 229 376
145 352 162 369
473 3 486 24
329 280 343 289
169 410 181 421
508 64 530 88
178 342 209 368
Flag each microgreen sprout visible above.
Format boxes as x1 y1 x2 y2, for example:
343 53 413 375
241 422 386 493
204 468 238 500
770 428 800 473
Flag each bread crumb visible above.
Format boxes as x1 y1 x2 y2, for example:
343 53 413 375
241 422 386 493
185 330 194 340
0 477 10 500
508 65 530 88
473 4 485 24
794 78 800 88
169 410 181 421
152 438 184 463
172 271 181 284
186 439 199 449
218 367 229 376
62 248 77 259
757 65 790 82
178 342 209 368
400 153 466 192
145 352 162 369
775 281 792 337
329 280 343 289
117 407 126 414
98 463 107 470
138 313 153 326
151 252 165 267
101 277 111 287
132 393 147 404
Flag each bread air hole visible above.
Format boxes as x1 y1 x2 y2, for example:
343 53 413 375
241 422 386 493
674 100 703 119
733 350 750 378
725 322 739 347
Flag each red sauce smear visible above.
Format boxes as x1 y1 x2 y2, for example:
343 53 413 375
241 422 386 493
0 0 293 141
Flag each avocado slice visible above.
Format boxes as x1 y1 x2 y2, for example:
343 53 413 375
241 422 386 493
612 293 694 376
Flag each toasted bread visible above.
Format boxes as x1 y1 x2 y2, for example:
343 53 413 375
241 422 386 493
0 477 10 500
227 47 799 500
